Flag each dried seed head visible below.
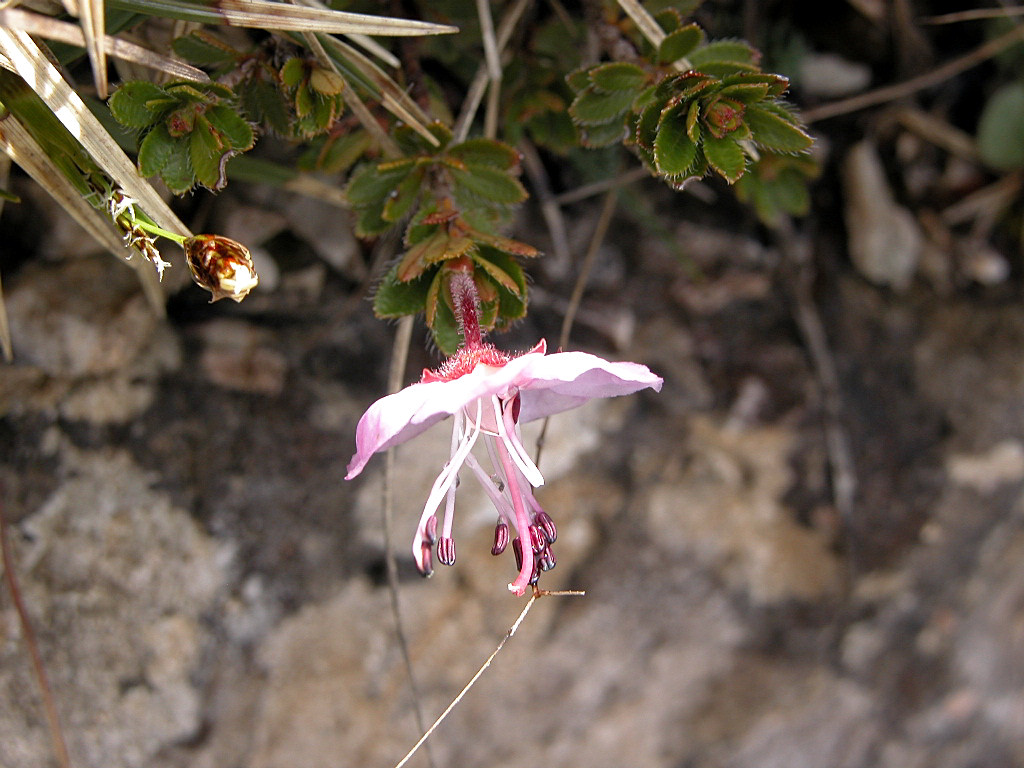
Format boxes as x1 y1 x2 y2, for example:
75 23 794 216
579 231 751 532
184 235 259 303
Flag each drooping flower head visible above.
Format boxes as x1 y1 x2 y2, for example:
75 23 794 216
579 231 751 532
347 269 662 595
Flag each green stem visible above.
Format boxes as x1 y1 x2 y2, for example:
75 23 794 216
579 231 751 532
132 216 187 244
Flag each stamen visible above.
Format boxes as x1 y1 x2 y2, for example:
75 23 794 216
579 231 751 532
492 396 545 488
491 520 509 555
511 537 523 571
529 524 546 553
437 536 456 566
425 514 438 545
418 542 434 577
539 544 556 572
535 510 557 543
464 452 516 523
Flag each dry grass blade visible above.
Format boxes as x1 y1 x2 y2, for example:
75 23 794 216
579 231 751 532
107 0 457 36
0 29 190 240
320 35 438 146
616 0 665 47
0 8 210 82
79 0 108 98
0 110 165 313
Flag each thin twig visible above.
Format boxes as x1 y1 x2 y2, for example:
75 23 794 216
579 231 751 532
773 219 857 545
534 189 619 465
453 0 530 142
1 493 72 768
381 315 435 768
390 593 539 768
920 7 1024 24
518 140 572 273
802 24 1024 123
553 167 650 206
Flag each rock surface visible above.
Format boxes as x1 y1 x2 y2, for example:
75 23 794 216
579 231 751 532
2 192 1023 768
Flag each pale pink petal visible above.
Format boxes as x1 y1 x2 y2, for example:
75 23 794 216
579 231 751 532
513 351 663 423
345 348 548 479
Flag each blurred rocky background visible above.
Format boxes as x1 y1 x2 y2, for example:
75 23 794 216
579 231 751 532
3 2 1024 768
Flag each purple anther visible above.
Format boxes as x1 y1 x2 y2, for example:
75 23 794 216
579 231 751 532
418 543 434 577
437 536 456 566
539 544 556 572
491 520 509 556
425 514 438 545
512 536 524 571
529 523 546 553
535 510 557 543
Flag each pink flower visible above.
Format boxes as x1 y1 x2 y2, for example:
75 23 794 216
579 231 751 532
346 337 663 595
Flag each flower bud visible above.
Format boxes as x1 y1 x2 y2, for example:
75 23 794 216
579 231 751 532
184 234 259 303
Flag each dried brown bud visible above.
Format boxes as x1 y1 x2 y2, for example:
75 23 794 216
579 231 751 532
184 235 259 303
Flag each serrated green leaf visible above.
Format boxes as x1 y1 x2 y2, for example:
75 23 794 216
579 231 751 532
566 67 592 92
447 138 520 169
569 86 637 126
427 235 474 264
397 229 446 281
654 103 698 176
310 68 345 96
355 198 391 237
654 7 684 34
703 135 746 183
486 250 527 321
109 81 166 128
280 58 306 88
590 62 648 93
346 160 416 206
977 82 1024 170
160 136 195 194
721 72 789 97
382 166 425 223
430 291 462 356
580 119 627 148
206 105 254 150
311 130 370 173
470 249 522 297
717 82 771 103
686 98 701 142
295 85 313 118
470 229 539 257
240 77 291 135
658 24 704 64
745 105 813 153
689 40 758 69
191 116 228 189
635 101 662 150
374 262 432 317
450 166 527 206
172 32 239 65
137 123 174 175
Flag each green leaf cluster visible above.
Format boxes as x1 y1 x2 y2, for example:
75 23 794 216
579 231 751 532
345 124 535 353
568 10 813 192
109 80 254 193
279 57 347 139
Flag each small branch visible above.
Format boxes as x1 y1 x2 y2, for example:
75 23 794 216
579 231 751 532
390 593 539 768
1 493 72 768
802 24 1024 123
518 140 572 273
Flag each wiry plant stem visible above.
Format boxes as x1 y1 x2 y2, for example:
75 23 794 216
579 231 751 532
1 494 72 768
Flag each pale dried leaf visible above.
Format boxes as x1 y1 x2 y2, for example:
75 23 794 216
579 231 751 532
0 8 209 82
79 0 108 97
0 29 190 239
106 0 457 37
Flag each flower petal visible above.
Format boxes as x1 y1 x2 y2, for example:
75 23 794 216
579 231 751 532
514 351 664 423
345 347 548 479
